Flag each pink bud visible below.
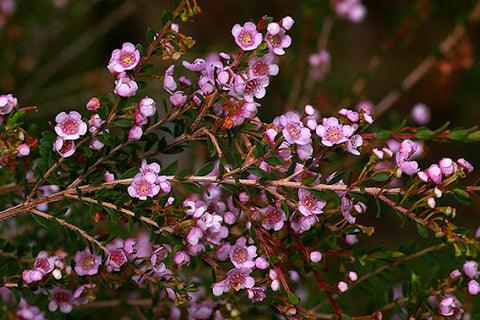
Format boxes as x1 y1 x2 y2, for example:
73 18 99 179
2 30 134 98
16 143 30 157
104 171 115 182
450 269 461 279
139 97 156 117
267 22 281 35
86 97 100 111
411 103 430 125
255 257 269 269
348 271 358 281
128 126 143 140
174 251 190 266
281 16 294 30
427 197 436 208
123 238 139 255
427 164 442 184
337 281 348 292
457 158 474 173
271 279 280 291
463 260 479 279
309 251 322 263
439 158 457 176
469 280 480 295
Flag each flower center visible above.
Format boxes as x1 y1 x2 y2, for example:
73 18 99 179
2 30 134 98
232 247 248 264
110 251 126 265
265 207 281 224
244 79 260 95
326 127 343 143
268 34 281 47
287 123 301 138
82 255 96 269
60 118 79 135
239 31 253 46
54 291 71 304
136 179 152 196
229 271 246 290
34 258 50 273
252 61 268 77
59 140 74 154
303 193 317 212
120 53 135 67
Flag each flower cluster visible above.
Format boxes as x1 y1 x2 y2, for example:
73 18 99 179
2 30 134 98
127 160 171 200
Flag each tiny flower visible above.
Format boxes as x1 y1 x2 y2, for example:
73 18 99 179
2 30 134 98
34 251 55 274
411 103 431 125
341 196 356 224
247 287 266 302
261 205 286 231
48 287 73 313
174 251 190 267
128 125 143 140
54 111 87 140
337 281 348 292
316 117 355 147
22 269 43 283
106 249 128 272
439 157 457 176
74 248 101 276
86 97 100 111
140 159 161 175
463 260 479 279
457 158 474 173
114 73 138 97
266 28 292 55
212 280 227 296
231 22 262 51
338 108 359 122
427 164 442 184
89 137 104 150
345 134 363 155
298 189 326 216
229 237 257 268
139 97 156 117
128 172 160 200
439 295 463 318
234 74 269 102
169 91 188 107
107 42 140 74
310 251 322 263
248 53 279 79
469 280 480 295
182 58 206 72
255 257 269 269
17 298 45 319
123 238 139 255
104 171 115 182
226 267 255 291
348 271 358 281
16 143 30 157
73 284 96 306
281 16 295 30
0 94 17 115
150 245 169 273
275 111 311 145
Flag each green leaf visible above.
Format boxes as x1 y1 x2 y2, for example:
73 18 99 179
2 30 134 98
147 28 156 43
287 293 300 304
449 129 467 141
434 121 450 133
416 127 434 140
467 130 480 142
416 223 428 238
30 213 52 230
375 197 381 218
182 183 200 193
376 130 392 140
453 188 472 205
265 156 286 166
162 10 174 26
197 162 215 176
121 166 140 179
135 43 146 57
371 172 390 182
253 140 265 158
246 166 267 179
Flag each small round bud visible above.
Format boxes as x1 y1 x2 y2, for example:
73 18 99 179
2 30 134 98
348 271 358 281
267 22 280 35
281 16 294 30
309 251 322 263
337 281 348 292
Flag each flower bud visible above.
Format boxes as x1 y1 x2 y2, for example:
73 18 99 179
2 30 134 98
309 251 322 263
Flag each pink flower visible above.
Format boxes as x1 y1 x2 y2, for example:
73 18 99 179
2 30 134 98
48 287 73 313
34 251 55 274
128 172 160 200
298 188 326 216
128 126 142 141
73 284 96 306
469 280 480 295
226 267 255 291
16 143 30 157
427 164 442 184
463 260 479 279
231 22 262 51
54 111 87 140
74 248 101 276
308 50 330 81
107 42 140 74
140 159 161 175
123 238 139 255
163 64 177 92
274 111 311 146
316 117 355 147
457 158 474 173
261 205 286 231
266 28 292 55
341 196 356 224
114 73 138 97
233 74 269 102
86 97 100 111
411 103 431 125
337 281 348 292
229 237 257 268
22 269 43 283
310 251 322 263
282 16 295 30
439 295 463 319
182 58 206 72
106 249 128 272
338 108 359 122
150 245 169 273
0 93 17 114
174 251 190 267
139 97 156 117
335 0 367 23
439 158 457 176
345 134 363 155
17 298 45 319
169 91 188 107
247 287 266 302
248 53 279 79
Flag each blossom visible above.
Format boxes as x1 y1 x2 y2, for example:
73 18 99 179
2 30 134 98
226 267 255 291
439 158 458 176
229 237 257 268
274 111 311 145
463 260 479 279
335 0 367 23
128 172 160 200
233 74 269 102
183 58 206 72
17 298 45 320
247 287 266 302
150 245 169 273
316 117 355 147
16 143 30 157
310 251 322 263
74 248 101 276
231 22 262 51
139 97 156 117
22 269 43 283
0 93 17 114
114 73 138 97
308 49 330 81
469 280 480 295
261 205 286 231
345 134 363 155
341 196 356 224
73 284 96 306
248 53 279 79
34 251 55 274
266 28 292 55
411 103 430 125
457 158 474 173
427 164 442 184
170 91 188 107
106 249 128 272
107 42 140 74
48 287 73 313
54 111 87 140
439 295 463 319
298 189 326 216
174 251 190 267
123 238 139 255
